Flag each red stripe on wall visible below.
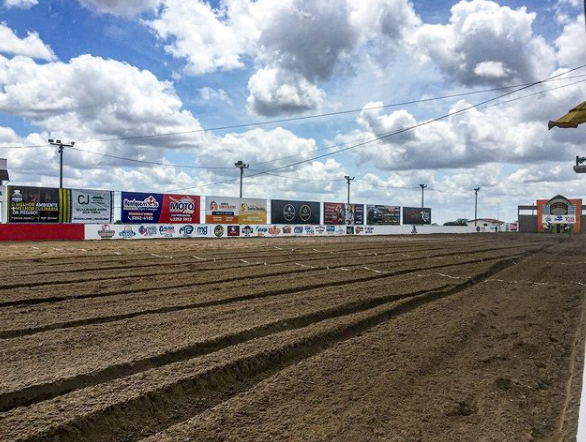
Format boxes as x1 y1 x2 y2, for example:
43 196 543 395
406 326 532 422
0 224 84 241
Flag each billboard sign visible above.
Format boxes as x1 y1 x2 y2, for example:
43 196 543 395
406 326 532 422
366 204 400 225
69 189 113 224
205 197 266 224
121 192 163 223
7 186 61 223
159 194 200 223
403 207 432 225
121 192 200 223
270 199 321 224
324 203 364 225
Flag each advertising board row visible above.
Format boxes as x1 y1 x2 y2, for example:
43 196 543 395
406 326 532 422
5 186 433 225
86 223 379 240
7 186 114 223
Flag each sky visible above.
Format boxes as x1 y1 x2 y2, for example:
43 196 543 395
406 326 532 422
0 0 585 224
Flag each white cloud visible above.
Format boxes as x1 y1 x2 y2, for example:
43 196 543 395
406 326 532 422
4 0 38 9
410 0 556 86
76 0 160 16
199 87 232 104
555 15 586 68
247 67 326 116
0 23 55 61
146 0 250 75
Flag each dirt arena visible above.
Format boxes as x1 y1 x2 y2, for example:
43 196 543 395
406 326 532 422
1 233 585 442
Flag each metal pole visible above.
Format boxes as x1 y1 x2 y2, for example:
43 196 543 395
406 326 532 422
59 144 64 189
49 139 75 189
419 184 427 208
344 176 355 204
234 161 249 198
474 187 480 226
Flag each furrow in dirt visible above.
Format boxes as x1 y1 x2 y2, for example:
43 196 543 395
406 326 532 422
0 255 523 442
0 247 527 307
0 255 521 414
0 254 521 338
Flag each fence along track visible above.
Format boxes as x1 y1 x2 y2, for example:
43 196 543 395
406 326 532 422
0 254 522 416
0 253 520 339
0 257 523 442
0 246 528 307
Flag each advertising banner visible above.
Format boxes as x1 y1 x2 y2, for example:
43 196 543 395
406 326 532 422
121 192 163 223
7 186 61 223
402 207 432 225
159 194 201 224
205 197 266 224
69 189 113 224
270 199 321 224
324 203 364 225
366 204 400 225
121 192 200 224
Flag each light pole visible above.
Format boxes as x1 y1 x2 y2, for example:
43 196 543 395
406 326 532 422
234 160 249 198
474 187 481 226
419 184 427 208
48 139 75 189
344 175 355 204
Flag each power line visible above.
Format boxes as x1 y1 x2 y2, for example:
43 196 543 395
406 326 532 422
1 72 585 151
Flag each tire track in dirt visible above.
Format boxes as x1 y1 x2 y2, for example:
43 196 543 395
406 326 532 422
0 247 527 307
0 256 525 442
0 253 521 339
0 256 520 414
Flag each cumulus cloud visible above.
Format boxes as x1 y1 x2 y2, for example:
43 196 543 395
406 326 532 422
76 0 160 16
247 67 326 116
555 15 586 68
0 23 55 61
411 0 555 86
4 0 38 9
146 0 251 75
0 53 205 177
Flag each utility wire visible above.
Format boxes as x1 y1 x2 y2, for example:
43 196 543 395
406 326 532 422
1 72 585 150
166 65 586 192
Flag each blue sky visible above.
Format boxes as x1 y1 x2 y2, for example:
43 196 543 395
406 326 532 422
0 0 585 224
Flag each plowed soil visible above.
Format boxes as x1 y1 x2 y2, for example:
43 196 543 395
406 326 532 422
0 233 585 442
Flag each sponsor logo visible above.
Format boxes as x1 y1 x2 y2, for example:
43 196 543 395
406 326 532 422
119 225 136 238
299 204 312 222
159 225 175 237
179 225 194 236
282 225 291 234
315 225 325 234
228 226 240 237
214 225 224 238
346 226 355 235
365 227 374 234
256 226 268 233
336 228 345 235
123 195 159 210
268 225 281 236
355 226 363 234
293 226 303 234
283 204 295 221
554 215 564 222
305 228 315 235
11 190 23 202
326 225 336 233
196 226 208 236
242 225 253 237
566 216 575 223
98 224 115 239
169 196 196 222
138 225 158 236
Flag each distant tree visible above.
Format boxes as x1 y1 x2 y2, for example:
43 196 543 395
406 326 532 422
443 218 469 226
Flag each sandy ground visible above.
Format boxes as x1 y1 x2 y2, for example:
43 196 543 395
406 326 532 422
0 233 584 441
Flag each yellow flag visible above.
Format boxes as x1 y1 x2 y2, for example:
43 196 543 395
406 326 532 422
549 100 586 129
